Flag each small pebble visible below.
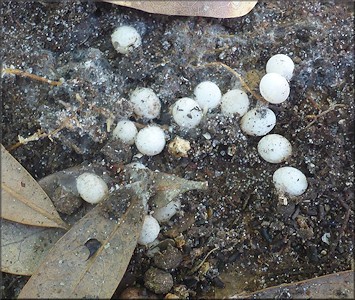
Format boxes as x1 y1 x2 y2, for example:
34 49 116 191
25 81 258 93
153 244 183 270
144 267 174 294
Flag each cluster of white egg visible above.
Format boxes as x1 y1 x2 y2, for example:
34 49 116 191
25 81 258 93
112 87 166 156
111 27 308 196
71 29 312 249
250 54 307 197
171 82 251 129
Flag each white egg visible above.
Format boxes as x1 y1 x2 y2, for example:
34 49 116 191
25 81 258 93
138 215 161 245
153 200 181 222
111 25 142 54
240 107 276 136
221 89 250 116
135 125 166 156
172 97 203 129
129 87 161 120
273 167 308 196
76 172 108 204
112 120 138 145
194 81 222 111
266 54 294 81
257 134 292 163
259 73 290 104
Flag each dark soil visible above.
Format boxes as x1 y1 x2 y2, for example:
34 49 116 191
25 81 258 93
1 0 354 298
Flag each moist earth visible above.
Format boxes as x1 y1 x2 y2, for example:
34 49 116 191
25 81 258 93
1 0 354 298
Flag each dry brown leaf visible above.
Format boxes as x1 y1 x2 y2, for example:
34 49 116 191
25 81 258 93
103 1 257 18
230 270 354 299
0 144 69 230
18 184 146 299
1 219 65 276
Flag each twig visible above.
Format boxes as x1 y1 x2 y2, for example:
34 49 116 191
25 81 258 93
2 68 62 86
188 246 219 275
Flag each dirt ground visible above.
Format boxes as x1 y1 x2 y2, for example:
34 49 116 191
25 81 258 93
1 0 354 298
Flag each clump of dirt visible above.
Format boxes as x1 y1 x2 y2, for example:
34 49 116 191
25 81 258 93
1 0 353 299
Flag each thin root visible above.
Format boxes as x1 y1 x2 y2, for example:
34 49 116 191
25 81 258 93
6 118 71 151
190 61 266 103
303 102 346 130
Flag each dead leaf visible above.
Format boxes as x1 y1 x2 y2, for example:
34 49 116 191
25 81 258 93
103 1 257 18
1 219 65 276
18 184 147 299
0 144 69 230
151 172 208 208
230 270 354 299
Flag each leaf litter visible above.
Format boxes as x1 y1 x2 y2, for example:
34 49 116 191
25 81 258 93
5 162 208 298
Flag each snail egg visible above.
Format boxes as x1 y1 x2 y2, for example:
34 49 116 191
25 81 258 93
240 107 276 136
257 134 292 163
135 125 166 156
259 73 290 104
266 54 294 81
138 215 161 245
112 120 138 145
221 89 250 116
172 97 203 129
76 172 108 204
129 87 161 120
111 25 141 54
153 200 181 223
194 81 222 111
273 167 308 196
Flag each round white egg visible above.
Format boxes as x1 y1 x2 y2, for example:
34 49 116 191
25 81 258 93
273 167 308 196
112 120 138 145
240 107 276 136
194 81 222 111
76 172 108 204
130 87 161 120
259 73 290 104
221 89 250 116
135 125 166 156
153 200 181 223
257 134 292 163
138 215 161 245
111 25 142 54
172 97 203 129
266 54 294 81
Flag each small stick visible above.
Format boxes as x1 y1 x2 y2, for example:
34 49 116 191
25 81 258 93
2 68 62 86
